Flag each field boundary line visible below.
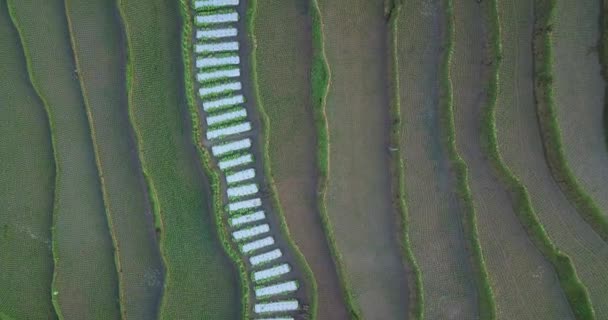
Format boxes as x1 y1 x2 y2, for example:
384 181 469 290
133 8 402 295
600 0 608 150
441 0 497 318
530 1 608 243
247 0 319 317
62 3 126 317
387 3 424 319
309 0 363 318
483 0 595 318
178 0 250 318
4 2 61 318
115 2 170 317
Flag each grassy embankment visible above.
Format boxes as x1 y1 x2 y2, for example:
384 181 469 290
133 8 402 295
481 0 595 318
178 0 250 318
118 0 240 318
386 4 423 319
389 0 498 318
63 0 165 318
449 0 576 317
0 0 56 318
536 0 608 242
309 0 362 318
248 0 318 316
440 0 497 318
7 0 120 318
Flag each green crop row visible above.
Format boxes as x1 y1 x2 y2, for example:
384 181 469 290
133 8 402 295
480 0 595 318
441 1 497 318
178 1 250 318
199 89 241 101
207 116 249 132
530 0 608 244
308 0 362 318
386 3 424 320
197 76 241 88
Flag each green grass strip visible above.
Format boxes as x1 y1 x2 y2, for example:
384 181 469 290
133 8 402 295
178 1 250 318
308 0 362 318
531 0 608 243
482 0 595 318
248 0 319 317
441 0 497 318
386 4 424 320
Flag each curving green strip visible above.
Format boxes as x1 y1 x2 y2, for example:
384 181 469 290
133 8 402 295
117 0 240 318
178 0 250 318
308 0 363 318
441 0 497 318
386 4 424 319
533 0 608 243
483 0 595 318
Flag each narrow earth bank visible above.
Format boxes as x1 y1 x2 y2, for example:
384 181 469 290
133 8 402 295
392 0 479 318
496 0 608 317
449 0 575 318
544 0 608 238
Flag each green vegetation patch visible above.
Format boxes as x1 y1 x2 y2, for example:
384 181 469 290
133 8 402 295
536 0 608 241
0 0 56 318
118 0 240 318
7 0 120 318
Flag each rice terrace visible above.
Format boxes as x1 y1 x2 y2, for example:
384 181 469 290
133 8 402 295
2 0 608 319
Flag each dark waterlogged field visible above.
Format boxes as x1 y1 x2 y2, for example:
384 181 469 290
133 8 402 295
0 0 56 318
